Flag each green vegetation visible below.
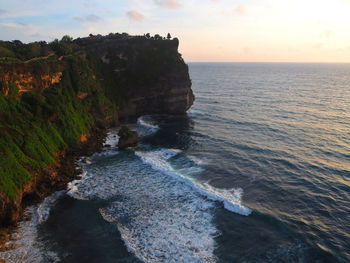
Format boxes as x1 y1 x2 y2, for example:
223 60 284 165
0 40 51 61
0 35 79 62
0 32 184 199
118 125 133 139
0 53 113 198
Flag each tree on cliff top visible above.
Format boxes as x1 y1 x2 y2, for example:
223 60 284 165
167 33 171 40
61 35 73 43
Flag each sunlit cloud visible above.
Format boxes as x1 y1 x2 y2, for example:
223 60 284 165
236 4 246 15
222 4 247 16
313 43 324 49
264 1 273 8
127 10 145 22
321 30 333 39
243 47 252 54
154 0 181 9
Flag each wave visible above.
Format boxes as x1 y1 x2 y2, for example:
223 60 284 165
103 129 119 148
134 148 251 216
96 157 218 263
37 191 66 224
66 146 218 262
0 194 62 263
67 171 87 200
137 115 160 137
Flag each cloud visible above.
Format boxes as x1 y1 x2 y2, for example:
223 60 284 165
74 14 102 23
313 43 323 49
154 0 181 9
0 22 26 28
127 10 145 22
321 30 333 39
222 4 247 16
0 9 6 16
243 47 252 54
236 4 246 15
30 33 41 38
264 1 273 8
86 14 101 22
83 0 96 8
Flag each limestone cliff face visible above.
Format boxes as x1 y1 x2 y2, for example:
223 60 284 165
118 70 194 120
0 62 64 95
79 37 195 121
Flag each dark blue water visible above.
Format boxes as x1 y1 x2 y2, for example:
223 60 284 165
2 63 350 262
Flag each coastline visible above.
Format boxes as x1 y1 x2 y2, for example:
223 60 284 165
0 122 109 258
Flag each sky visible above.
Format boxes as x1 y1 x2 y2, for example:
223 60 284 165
1 0 350 62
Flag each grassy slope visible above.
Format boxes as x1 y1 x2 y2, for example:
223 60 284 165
0 55 113 199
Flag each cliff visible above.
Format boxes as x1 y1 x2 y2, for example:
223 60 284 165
0 33 194 227
0 62 64 95
78 36 194 121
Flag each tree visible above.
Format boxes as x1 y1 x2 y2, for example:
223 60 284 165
61 35 73 43
28 42 41 58
167 33 171 40
121 32 129 39
12 40 23 46
154 34 162 40
145 33 150 39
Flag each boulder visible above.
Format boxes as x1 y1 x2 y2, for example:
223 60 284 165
118 126 138 150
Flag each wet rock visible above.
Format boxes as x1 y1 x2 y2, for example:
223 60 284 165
118 126 138 150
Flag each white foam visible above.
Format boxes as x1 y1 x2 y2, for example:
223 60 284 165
66 149 219 262
0 197 61 262
77 156 91 165
67 171 90 200
137 115 159 137
135 149 251 216
103 129 119 148
201 183 251 216
187 155 207 165
37 191 65 224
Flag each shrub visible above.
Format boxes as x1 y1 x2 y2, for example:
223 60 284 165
118 125 133 139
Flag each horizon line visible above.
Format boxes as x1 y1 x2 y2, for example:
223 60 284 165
187 61 350 64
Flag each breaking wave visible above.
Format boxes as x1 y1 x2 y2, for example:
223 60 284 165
0 193 63 263
135 148 251 216
64 148 218 262
137 115 160 137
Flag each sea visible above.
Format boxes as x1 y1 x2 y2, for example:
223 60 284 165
1 62 350 262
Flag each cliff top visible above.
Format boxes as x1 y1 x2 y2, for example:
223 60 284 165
0 33 179 64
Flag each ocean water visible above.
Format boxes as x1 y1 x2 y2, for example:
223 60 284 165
1 62 350 262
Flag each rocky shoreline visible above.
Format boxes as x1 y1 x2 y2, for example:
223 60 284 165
0 34 195 262
0 122 109 257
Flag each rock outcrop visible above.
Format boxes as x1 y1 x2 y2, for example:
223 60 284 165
117 125 138 150
79 36 195 121
118 131 138 150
